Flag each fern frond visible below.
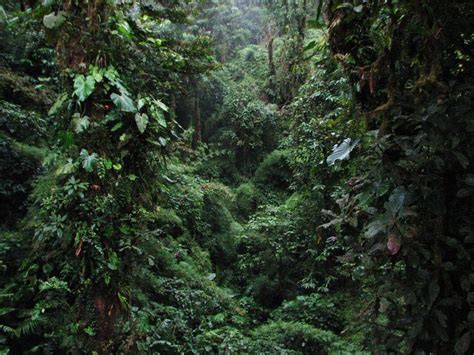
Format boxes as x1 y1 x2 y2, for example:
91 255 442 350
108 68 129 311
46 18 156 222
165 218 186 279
16 318 42 337
0 324 17 337
0 307 15 317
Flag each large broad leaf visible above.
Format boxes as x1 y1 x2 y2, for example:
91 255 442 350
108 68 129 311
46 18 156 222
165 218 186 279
327 138 359 165
73 75 95 102
365 219 388 238
134 113 149 134
104 66 119 82
154 99 168 112
111 92 136 113
107 252 120 270
72 114 90 133
79 149 97 172
155 110 167 128
385 188 406 217
89 65 104 82
43 11 66 29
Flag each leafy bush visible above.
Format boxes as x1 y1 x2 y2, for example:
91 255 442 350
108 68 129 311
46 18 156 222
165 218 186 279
254 149 292 191
194 326 249 353
233 182 259 220
194 149 241 185
0 100 47 143
0 139 41 226
270 293 344 333
249 321 341 354
236 203 312 308
200 182 239 273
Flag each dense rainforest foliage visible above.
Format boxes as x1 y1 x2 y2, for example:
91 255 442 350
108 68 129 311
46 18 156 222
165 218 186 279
0 0 473 353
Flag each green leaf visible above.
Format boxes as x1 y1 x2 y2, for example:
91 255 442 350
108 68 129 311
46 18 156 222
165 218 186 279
55 160 76 176
117 20 133 39
158 137 167 147
0 5 7 24
84 326 95 336
103 160 113 170
435 310 448 328
89 65 103 82
455 331 471 354
335 3 354 11
454 152 469 169
155 110 167 128
72 114 90 133
137 98 146 110
304 40 317 52
154 99 168 112
146 37 162 46
385 188 406 217
0 308 15 317
107 252 119 270
327 138 359 165
73 75 95 102
315 0 323 21
48 93 69 116
465 174 474 186
365 220 387 238
59 130 74 150
135 113 149 134
111 92 136 112
79 149 97 172
104 66 118 82
111 122 123 132
119 133 130 143
43 11 66 29
117 292 130 311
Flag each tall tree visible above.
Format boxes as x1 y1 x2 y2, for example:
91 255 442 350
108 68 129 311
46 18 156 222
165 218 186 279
323 0 474 352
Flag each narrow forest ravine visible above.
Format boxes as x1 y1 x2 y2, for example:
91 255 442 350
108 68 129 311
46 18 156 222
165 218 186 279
0 0 473 354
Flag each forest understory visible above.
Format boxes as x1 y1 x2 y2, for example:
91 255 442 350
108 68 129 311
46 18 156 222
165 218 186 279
0 0 473 353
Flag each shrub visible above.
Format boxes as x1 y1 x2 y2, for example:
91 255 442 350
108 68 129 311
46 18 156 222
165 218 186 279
0 139 40 226
194 149 241 185
153 207 184 237
201 182 234 235
270 293 344 333
254 149 292 191
0 100 47 143
233 182 259 220
194 326 249 353
249 321 340 354
201 182 238 272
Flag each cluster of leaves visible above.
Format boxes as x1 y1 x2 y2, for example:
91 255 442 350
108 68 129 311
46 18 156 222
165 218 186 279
0 0 238 352
201 45 279 176
318 0 474 353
